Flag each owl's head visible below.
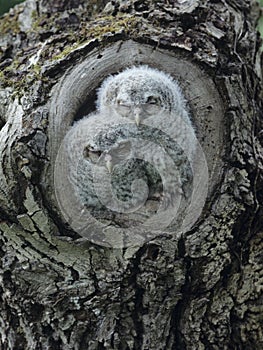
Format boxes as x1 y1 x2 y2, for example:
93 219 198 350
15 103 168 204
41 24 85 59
83 140 132 173
97 66 184 125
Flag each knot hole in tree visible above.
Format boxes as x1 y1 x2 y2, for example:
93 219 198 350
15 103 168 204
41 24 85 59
47 40 225 247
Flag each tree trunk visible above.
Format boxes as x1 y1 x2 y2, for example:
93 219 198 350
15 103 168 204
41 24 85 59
0 0 262 349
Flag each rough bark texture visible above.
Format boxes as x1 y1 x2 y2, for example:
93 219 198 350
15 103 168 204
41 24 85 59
0 0 262 349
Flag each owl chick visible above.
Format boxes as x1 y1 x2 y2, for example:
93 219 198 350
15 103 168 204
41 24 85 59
66 145 142 228
90 123 193 209
97 65 192 127
55 112 194 230
55 66 197 231
75 137 161 216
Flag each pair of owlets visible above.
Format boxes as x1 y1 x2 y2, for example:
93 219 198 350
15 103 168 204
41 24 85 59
65 66 195 223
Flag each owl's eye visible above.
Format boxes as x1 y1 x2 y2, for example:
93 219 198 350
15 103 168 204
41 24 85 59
117 99 130 107
116 99 131 116
143 96 161 114
146 96 159 105
83 146 102 163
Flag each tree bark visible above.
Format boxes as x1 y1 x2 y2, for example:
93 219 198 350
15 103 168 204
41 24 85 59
0 0 262 349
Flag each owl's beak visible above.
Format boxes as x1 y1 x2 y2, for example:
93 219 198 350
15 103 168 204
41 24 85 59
106 159 113 173
134 113 140 126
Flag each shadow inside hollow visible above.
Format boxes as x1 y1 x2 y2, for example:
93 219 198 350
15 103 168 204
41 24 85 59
74 92 97 122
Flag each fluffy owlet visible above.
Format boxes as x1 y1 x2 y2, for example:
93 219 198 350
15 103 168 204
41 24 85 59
55 66 197 231
97 65 192 127
64 120 193 228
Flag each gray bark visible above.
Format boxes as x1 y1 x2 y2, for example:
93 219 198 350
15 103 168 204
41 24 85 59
0 0 262 349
